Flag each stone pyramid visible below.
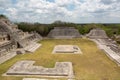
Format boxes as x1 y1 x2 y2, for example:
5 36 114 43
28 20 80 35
0 18 42 48
0 18 42 64
0 17 42 54
87 28 108 39
47 27 82 39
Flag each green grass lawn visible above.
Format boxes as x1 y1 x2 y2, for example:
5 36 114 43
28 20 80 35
0 38 120 80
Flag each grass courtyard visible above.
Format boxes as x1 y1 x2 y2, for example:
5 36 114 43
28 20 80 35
0 38 120 80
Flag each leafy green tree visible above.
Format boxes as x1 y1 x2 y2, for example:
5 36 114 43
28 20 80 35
0 14 8 19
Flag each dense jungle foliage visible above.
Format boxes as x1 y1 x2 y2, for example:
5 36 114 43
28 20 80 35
17 21 120 38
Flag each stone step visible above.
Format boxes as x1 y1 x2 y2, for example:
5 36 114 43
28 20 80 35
29 44 41 52
0 51 17 64
24 43 41 53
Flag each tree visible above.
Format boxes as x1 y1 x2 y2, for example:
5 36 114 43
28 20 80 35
0 14 8 19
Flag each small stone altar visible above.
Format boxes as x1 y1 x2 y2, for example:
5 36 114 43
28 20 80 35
53 45 82 54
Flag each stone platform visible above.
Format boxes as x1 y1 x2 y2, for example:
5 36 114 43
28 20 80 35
23 78 57 80
4 60 74 79
23 78 73 80
0 51 16 64
24 42 42 53
53 45 82 54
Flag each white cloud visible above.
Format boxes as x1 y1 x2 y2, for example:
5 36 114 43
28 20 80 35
6 8 17 15
0 0 120 23
0 0 11 8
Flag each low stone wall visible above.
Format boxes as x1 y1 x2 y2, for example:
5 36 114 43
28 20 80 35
5 60 74 79
0 41 17 57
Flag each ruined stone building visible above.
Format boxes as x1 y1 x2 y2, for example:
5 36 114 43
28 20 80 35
0 17 42 64
47 27 82 39
87 28 108 39
87 28 120 66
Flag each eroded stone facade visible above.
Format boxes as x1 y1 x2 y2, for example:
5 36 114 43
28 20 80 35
0 17 42 64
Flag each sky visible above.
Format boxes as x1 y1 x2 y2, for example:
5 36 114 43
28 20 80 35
0 0 120 23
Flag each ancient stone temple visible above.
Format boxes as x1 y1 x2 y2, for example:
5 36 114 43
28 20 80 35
0 17 42 64
87 28 108 39
47 27 82 39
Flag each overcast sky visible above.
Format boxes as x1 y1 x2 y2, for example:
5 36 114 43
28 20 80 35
0 0 120 23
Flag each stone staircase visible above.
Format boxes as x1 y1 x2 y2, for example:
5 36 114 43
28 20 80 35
0 51 17 64
24 42 41 52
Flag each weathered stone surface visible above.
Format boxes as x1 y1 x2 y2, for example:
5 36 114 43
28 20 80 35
23 78 74 80
5 60 74 79
47 27 82 39
23 78 57 80
87 28 108 39
91 38 120 66
0 51 16 64
0 18 42 48
53 45 82 54
87 28 120 66
0 17 42 64
24 42 42 52
115 35 120 44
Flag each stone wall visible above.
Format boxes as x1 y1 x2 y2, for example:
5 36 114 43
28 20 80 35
5 60 74 79
0 41 17 56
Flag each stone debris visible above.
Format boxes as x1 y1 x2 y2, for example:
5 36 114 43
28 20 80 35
5 60 74 79
47 27 82 39
53 45 82 54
